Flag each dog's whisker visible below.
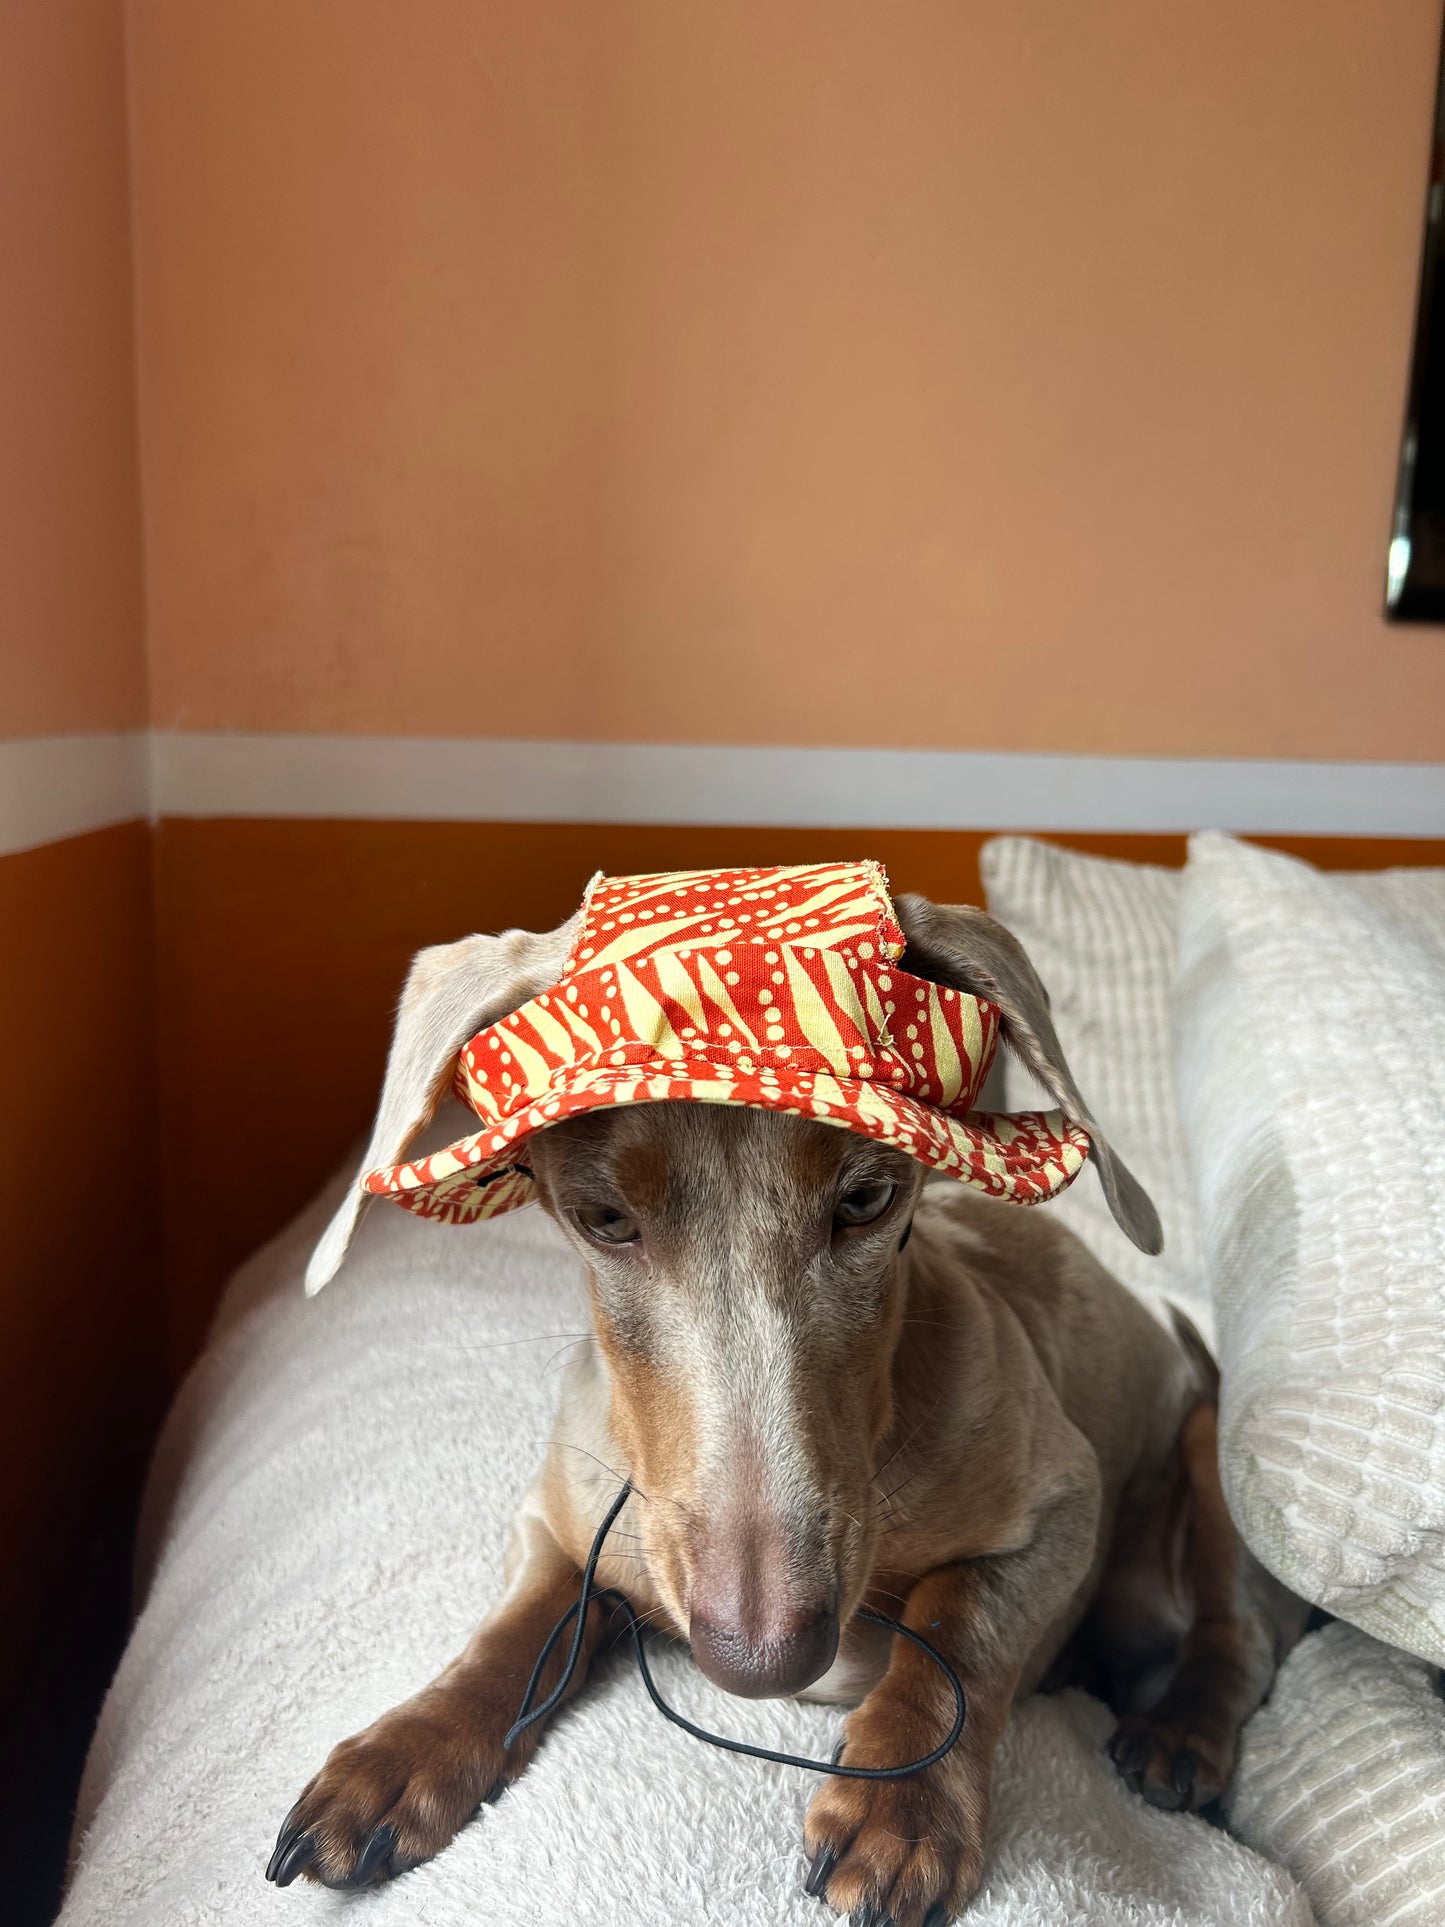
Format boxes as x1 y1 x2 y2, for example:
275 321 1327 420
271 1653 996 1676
862 1583 909 1609
542 1337 594 1376
872 1469 922 1523
874 1466 920 1506
869 1390 947 1492
453 1330 591 1356
548 1440 651 1504
629 1603 675 1634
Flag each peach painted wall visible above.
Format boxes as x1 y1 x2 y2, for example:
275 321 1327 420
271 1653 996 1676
0 0 146 739
127 0 1445 762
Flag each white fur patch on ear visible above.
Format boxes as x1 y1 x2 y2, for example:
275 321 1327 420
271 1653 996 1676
305 1196 370 1297
304 908 583 1294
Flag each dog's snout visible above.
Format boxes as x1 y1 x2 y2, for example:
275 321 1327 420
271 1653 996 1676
689 1599 839 1698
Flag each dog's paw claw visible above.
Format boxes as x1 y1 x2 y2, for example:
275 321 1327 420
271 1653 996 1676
1106 1728 1150 1782
806 1842 839 1898
352 1823 398 1886
265 1826 316 1888
1108 1715 1229 1812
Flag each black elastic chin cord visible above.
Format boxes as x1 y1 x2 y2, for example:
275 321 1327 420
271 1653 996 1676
504 1480 967 1779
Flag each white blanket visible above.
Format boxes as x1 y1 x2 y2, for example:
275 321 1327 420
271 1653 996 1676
61 1144 1312 1927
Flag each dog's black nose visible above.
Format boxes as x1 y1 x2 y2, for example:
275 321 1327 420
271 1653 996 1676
689 1602 839 1699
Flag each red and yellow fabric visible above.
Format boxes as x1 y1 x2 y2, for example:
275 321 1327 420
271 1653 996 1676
366 860 1091 1223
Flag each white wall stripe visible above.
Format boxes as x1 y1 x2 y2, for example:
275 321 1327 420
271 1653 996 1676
0 733 151 858
3 730 1445 856
147 732 1445 837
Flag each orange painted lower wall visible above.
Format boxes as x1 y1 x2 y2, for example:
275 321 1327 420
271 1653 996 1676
0 823 163 1712
152 816 1445 1371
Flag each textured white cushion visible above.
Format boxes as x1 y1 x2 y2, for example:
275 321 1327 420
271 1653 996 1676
59 1122 1309 1927
1174 834 1445 1664
978 838 1208 1337
982 834 1445 1927
1228 1620 1445 1927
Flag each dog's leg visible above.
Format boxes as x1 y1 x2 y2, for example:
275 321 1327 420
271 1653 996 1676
804 1477 1100 1927
1106 1400 1308 1812
266 1500 613 1889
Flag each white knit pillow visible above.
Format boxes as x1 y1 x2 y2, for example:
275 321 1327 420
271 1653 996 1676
978 838 1208 1338
1227 1621 1445 1927
1173 834 1445 1663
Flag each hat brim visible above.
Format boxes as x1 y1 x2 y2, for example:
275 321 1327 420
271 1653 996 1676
364 1057 1090 1225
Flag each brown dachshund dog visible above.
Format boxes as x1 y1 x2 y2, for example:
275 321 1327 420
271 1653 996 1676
266 892 1306 1924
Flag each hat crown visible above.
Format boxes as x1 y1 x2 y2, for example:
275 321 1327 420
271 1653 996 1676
565 861 905 976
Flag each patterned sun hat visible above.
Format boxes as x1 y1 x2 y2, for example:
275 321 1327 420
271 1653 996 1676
364 860 1092 1225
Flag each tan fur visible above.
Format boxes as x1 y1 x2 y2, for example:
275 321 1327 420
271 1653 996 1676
271 896 1305 1921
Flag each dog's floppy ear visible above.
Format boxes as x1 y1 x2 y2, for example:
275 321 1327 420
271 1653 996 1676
305 908 584 1293
894 893 1163 1255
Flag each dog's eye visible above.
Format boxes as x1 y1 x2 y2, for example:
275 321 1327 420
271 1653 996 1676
834 1179 898 1228
575 1202 641 1246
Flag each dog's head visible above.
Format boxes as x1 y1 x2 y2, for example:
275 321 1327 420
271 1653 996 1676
528 1098 921 1696
309 889 1158 1699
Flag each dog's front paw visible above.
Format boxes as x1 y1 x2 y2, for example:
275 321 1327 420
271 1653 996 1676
1108 1711 1232 1812
265 1693 511 1889
803 1750 986 1927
